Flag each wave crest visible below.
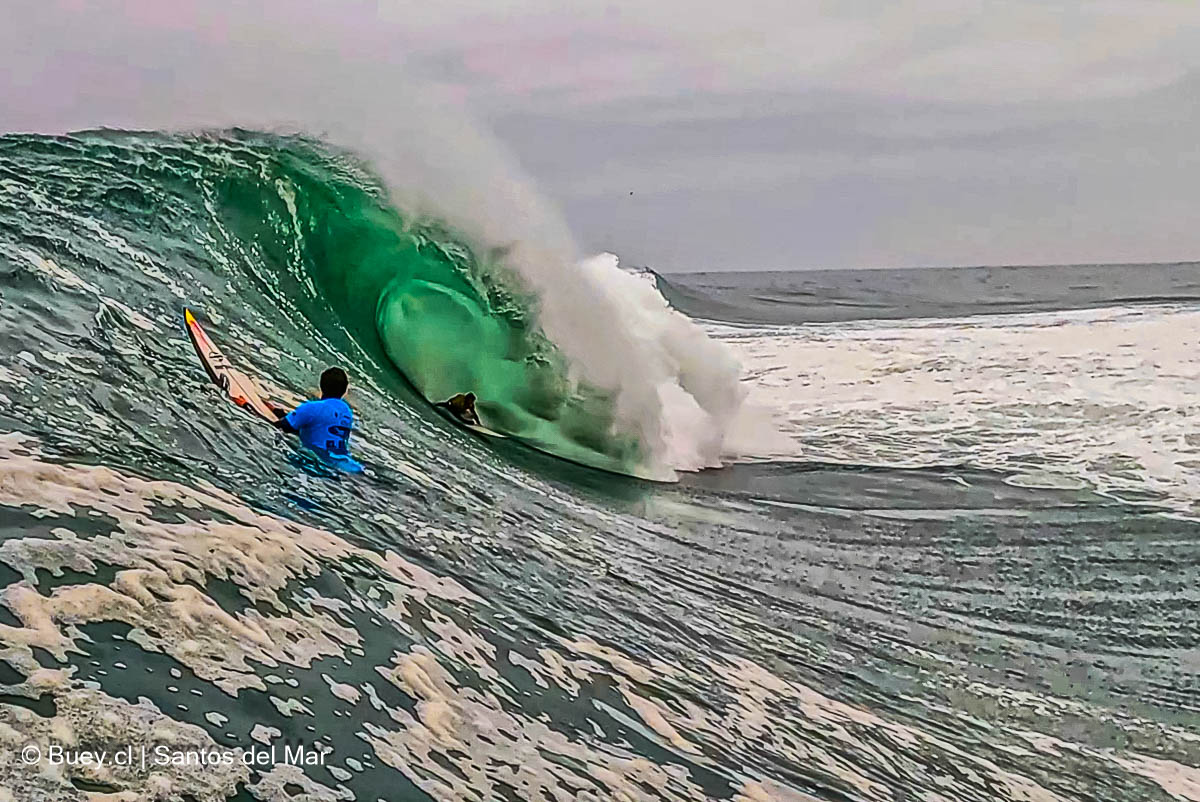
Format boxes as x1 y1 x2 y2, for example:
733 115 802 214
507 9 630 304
208 137 742 476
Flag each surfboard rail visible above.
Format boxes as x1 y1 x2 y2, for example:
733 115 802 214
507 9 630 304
183 308 278 422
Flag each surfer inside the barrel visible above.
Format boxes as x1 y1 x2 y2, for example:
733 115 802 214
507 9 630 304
437 392 481 426
273 367 356 457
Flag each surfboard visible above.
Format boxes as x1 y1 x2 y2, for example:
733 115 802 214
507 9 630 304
183 308 278 422
464 422 508 439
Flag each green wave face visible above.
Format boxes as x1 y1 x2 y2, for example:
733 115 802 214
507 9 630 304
208 134 644 475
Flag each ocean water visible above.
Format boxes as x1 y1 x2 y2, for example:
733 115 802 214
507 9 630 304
659 264 1200 325
0 130 1198 802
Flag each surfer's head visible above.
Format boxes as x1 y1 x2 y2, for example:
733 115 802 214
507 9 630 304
320 367 349 399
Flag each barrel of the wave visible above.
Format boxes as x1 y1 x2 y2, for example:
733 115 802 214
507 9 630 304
374 275 555 435
200 139 647 477
374 274 648 476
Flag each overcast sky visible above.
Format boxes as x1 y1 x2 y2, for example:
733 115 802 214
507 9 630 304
391 1 1200 271
6 1 1200 271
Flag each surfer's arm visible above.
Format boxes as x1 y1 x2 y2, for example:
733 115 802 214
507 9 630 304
266 401 296 432
274 401 311 434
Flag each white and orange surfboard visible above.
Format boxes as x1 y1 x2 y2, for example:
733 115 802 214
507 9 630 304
183 308 278 422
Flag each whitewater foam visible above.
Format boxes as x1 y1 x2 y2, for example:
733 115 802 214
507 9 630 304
716 302 1200 512
563 254 746 473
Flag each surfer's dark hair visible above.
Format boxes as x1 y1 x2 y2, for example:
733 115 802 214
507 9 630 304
321 367 349 398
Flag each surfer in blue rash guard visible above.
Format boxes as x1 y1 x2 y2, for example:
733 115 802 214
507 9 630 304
272 367 357 459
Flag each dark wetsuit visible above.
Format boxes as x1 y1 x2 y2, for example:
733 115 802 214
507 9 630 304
439 394 480 426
